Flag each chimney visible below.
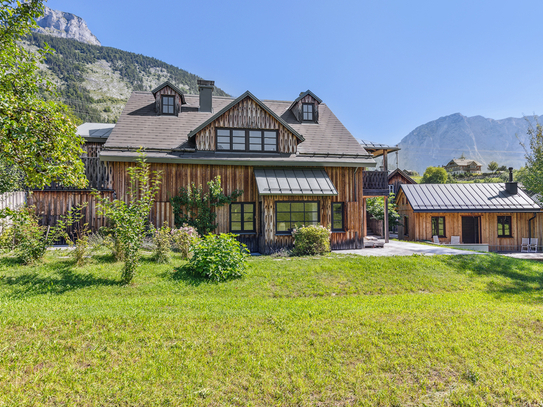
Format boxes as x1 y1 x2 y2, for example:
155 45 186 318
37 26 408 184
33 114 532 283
197 80 214 113
505 167 518 194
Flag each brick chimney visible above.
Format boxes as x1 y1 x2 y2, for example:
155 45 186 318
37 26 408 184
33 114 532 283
197 80 214 113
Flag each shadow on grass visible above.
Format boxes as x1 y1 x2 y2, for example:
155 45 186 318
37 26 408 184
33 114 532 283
164 264 209 287
439 254 543 302
0 263 120 299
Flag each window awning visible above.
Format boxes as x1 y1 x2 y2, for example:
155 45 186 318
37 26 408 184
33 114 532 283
254 168 338 196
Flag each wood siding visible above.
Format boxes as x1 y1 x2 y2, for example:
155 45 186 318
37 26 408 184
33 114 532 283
194 96 298 153
112 163 365 253
396 191 542 251
388 172 416 195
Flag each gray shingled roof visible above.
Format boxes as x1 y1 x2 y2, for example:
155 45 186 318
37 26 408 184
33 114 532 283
254 168 337 196
104 91 374 165
400 183 542 213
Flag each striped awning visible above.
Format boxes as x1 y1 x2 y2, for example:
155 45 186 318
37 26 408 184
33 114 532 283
254 168 338 196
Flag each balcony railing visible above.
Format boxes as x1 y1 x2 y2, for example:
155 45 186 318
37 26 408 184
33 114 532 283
363 170 389 196
35 158 113 191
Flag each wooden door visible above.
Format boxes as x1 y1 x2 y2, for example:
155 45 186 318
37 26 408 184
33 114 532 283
462 216 480 244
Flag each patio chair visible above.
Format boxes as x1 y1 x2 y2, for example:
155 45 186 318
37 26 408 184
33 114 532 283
433 235 440 244
530 238 538 253
450 236 460 245
521 238 530 253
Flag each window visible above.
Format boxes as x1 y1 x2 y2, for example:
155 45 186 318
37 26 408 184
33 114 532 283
230 203 256 233
388 185 395 194
276 201 319 234
302 103 314 121
404 215 409 236
216 129 277 152
332 202 344 232
162 95 175 115
497 216 512 237
431 216 446 237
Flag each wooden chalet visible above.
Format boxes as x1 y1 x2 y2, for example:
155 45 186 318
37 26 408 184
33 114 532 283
443 155 482 174
388 168 417 195
32 80 391 253
396 177 542 252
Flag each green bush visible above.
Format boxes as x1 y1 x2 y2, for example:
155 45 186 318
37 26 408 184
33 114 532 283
187 233 248 282
291 225 331 256
152 225 171 264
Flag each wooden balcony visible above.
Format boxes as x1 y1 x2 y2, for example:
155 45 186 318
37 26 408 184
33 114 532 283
362 170 389 196
34 157 113 191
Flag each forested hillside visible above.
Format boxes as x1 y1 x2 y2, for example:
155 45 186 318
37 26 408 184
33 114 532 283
25 32 229 123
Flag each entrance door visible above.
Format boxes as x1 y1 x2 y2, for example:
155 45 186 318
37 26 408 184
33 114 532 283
462 216 480 244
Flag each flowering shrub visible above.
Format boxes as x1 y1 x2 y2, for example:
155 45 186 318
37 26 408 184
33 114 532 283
171 224 199 259
188 233 248 282
291 224 331 256
152 225 171 264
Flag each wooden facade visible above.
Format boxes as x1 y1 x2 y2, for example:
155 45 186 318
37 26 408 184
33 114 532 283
396 190 542 252
194 96 298 153
111 162 365 253
388 168 417 195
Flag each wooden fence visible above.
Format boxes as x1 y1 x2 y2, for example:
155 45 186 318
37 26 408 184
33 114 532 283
0 191 26 232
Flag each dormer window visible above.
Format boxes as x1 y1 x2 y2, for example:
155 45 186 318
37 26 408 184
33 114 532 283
162 95 175 115
302 103 314 121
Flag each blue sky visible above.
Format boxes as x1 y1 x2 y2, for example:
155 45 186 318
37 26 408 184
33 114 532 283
46 0 543 146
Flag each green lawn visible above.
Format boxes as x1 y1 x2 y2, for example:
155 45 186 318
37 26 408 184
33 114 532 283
1 252 543 406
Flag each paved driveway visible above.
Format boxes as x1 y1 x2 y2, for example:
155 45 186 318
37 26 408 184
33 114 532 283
336 240 488 257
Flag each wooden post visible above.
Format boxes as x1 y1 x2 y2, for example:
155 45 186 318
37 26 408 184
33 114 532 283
362 198 367 240
383 151 388 171
384 196 389 243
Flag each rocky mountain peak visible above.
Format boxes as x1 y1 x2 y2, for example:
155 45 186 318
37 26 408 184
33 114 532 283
34 6 101 46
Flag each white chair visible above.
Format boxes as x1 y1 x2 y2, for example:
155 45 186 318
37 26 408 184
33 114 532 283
433 235 440 244
530 238 538 253
451 236 460 245
521 238 530 253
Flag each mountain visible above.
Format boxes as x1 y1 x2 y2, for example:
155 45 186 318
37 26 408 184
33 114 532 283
26 8 229 123
397 113 535 174
35 6 101 46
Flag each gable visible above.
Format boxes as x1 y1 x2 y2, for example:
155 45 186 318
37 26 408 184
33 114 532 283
289 92 321 123
193 95 299 153
153 85 185 116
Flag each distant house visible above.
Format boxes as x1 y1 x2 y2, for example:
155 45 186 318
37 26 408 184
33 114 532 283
388 168 416 195
396 181 542 252
443 154 482 174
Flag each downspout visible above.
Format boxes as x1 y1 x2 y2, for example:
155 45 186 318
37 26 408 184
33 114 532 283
354 167 359 202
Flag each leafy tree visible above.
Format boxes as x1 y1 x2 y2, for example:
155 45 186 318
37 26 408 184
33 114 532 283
487 161 499 173
421 167 448 184
0 1 87 190
366 194 401 227
170 176 243 235
95 154 161 284
497 165 507 172
519 118 543 195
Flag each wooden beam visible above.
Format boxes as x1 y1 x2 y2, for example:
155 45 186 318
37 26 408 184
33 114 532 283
384 196 389 243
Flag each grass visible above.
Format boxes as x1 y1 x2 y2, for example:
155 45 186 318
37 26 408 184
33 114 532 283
0 251 543 406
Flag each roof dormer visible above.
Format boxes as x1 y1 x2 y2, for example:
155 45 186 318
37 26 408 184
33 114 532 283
151 80 186 116
288 90 322 123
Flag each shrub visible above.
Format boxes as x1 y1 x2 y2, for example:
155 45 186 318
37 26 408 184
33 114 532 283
171 224 199 259
187 233 248 282
291 225 331 256
152 225 171 264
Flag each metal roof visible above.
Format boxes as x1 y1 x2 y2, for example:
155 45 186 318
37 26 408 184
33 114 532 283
400 183 542 213
254 168 338 196
358 140 400 157
77 123 115 142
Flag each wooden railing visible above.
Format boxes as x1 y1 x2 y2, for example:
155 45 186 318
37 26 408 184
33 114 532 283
36 158 113 191
362 170 389 196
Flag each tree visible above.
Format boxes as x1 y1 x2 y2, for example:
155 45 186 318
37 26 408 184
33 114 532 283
366 194 400 227
170 176 243 235
95 154 161 284
487 161 499 173
421 167 448 184
519 118 543 195
0 1 87 190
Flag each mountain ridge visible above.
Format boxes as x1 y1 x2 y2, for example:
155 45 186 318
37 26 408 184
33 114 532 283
397 112 535 174
35 6 100 46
